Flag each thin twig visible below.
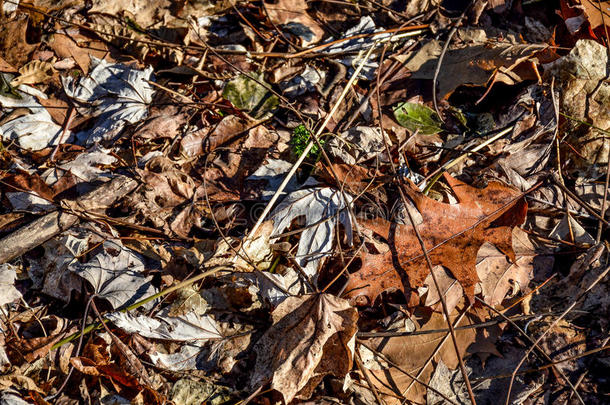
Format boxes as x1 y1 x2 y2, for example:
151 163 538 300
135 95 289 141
476 297 585 404
504 264 610 404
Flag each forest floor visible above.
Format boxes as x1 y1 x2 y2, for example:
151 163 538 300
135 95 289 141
0 0 610 404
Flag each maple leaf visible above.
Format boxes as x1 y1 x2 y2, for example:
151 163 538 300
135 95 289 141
343 173 527 306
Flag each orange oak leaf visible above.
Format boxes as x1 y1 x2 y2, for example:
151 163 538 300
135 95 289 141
344 173 527 306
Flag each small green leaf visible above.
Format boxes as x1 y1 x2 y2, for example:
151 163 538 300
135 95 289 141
222 72 279 119
393 102 442 135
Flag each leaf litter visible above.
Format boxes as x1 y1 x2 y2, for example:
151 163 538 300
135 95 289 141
0 1 609 404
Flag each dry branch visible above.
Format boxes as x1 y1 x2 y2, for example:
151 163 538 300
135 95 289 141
0 175 138 264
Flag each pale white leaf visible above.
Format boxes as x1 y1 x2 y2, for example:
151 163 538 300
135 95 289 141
70 239 156 309
149 344 201 371
247 159 317 200
106 310 222 341
0 264 22 306
0 84 71 151
37 233 90 302
6 192 54 213
327 126 390 165
55 144 117 183
270 187 353 281
62 57 154 145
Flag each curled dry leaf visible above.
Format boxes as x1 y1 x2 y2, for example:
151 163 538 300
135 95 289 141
10 59 56 87
343 173 527 306
250 293 358 403
206 220 275 272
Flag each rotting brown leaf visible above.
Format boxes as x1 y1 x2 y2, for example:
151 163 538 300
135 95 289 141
250 293 358 403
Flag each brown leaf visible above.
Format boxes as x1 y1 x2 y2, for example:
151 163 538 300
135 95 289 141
0 15 37 67
343 173 527 306
49 32 110 74
250 293 358 403
361 303 484 404
399 29 544 98
264 0 325 47
10 59 55 86
580 0 610 31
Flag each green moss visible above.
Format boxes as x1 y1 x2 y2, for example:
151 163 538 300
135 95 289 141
290 124 325 160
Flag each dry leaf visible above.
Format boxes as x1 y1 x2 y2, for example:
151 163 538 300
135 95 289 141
0 15 37 67
400 28 544 98
361 303 486 404
343 173 527 306
264 0 325 46
10 59 55 86
250 293 357 403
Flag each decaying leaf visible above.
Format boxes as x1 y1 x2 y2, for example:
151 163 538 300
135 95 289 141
222 73 279 119
343 173 527 306
361 303 486 404
206 220 275 272
400 28 545 98
0 84 72 150
544 39 610 174
0 264 22 306
0 15 37 67
326 126 391 165
71 239 157 310
10 59 55 86
250 293 357 403
393 102 443 135
62 57 154 145
271 187 353 281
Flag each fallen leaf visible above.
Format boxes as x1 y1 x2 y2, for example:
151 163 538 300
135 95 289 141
0 15 37 67
326 126 391 165
10 59 55 86
400 28 544 98
107 310 222 342
223 73 279 119
0 84 72 150
88 0 172 28
580 0 610 32
250 293 358 403
170 379 233 405
343 173 527 306
62 57 154 145
544 40 610 173
49 32 110 74
264 0 325 46
206 220 274 272
71 239 157 310
393 102 443 135
0 264 22 306
271 187 353 281
361 303 483 404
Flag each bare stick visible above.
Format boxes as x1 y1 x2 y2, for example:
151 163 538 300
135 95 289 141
247 42 378 239
0 175 138 264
